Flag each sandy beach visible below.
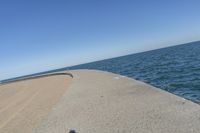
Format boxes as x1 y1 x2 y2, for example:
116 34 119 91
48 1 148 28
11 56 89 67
0 70 200 133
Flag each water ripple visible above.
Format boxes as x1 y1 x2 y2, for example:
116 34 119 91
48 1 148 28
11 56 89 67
68 41 200 104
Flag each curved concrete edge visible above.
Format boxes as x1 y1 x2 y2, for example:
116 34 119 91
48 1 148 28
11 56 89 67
0 72 73 85
34 69 200 133
0 72 73 133
68 69 199 106
68 69 198 103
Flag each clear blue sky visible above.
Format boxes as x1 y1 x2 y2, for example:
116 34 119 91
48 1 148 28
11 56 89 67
1 0 200 80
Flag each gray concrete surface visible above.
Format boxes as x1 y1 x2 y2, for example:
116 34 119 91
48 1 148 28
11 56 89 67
32 70 200 133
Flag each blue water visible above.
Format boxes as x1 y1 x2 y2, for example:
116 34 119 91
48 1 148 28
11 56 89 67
67 41 200 104
2 41 200 104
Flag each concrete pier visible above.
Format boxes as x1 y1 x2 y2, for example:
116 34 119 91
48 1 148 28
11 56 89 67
0 70 200 133
35 70 200 133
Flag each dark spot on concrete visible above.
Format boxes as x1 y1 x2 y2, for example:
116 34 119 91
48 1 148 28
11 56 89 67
69 129 77 133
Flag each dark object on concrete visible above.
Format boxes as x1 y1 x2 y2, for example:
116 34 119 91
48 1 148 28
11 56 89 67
69 129 77 133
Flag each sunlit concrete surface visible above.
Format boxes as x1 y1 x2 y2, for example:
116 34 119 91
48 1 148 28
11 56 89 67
35 70 200 133
1 70 200 133
0 74 72 133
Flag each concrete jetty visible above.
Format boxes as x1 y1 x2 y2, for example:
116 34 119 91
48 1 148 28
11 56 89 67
0 70 200 133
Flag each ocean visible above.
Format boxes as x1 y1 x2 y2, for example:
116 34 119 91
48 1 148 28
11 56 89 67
2 41 200 104
67 41 200 104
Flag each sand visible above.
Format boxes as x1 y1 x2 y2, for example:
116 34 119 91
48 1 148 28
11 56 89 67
1 70 200 133
0 74 72 133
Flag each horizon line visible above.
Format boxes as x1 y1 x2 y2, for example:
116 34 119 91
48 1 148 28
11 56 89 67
1 39 199 81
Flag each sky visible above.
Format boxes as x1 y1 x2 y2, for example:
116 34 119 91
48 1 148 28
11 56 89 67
0 0 200 80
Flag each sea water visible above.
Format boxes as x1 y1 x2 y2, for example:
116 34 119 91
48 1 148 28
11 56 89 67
68 41 200 104
2 41 200 104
